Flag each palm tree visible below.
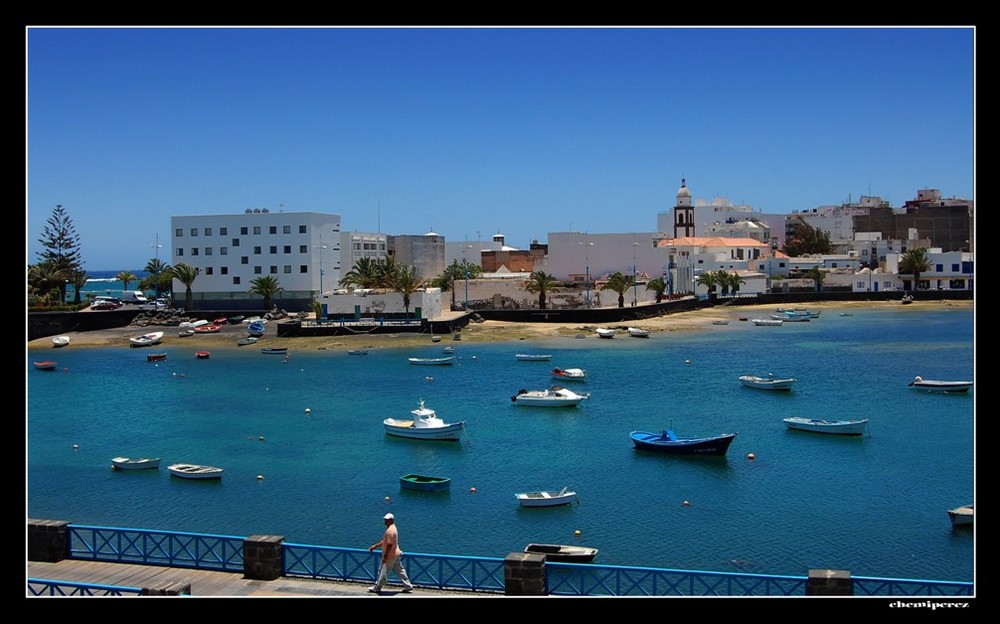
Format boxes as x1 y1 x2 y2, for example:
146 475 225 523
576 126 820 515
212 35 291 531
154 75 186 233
695 272 719 298
310 299 323 321
601 271 634 308
116 271 137 291
804 266 825 292
28 261 66 307
248 275 283 310
899 247 932 291
375 255 399 288
170 262 200 310
144 258 172 299
339 257 382 290
67 268 89 304
714 270 746 296
645 277 667 303
524 270 558 310
384 265 424 318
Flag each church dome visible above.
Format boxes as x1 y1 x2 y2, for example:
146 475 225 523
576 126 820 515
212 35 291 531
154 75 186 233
677 178 691 198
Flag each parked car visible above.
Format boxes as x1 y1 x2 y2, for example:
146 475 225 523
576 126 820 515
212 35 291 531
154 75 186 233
91 296 122 310
140 298 170 311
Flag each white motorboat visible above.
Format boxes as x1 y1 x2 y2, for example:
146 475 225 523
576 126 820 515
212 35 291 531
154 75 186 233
51 335 70 348
167 463 224 479
595 328 616 339
739 373 798 391
515 353 552 361
908 376 973 393
782 417 869 436
627 327 650 338
947 504 973 527
515 487 579 507
383 400 465 441
551 367 587 381
129 331 164 348
111 456 161 470
511 386 590 407
408 356 455 366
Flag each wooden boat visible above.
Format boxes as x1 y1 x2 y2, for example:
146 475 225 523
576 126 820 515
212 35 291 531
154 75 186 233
34 360 58 370
111 457 161 471
383 400 465 441
629 430 737 456
752 318 783 326
908 376 973 393
524 543 598 563
167 463 224 479
129 331 164 348
399 473 451 492
195 351 211 359
408 356 455 366
261 347 288 355
515 487 578 507
51 335 70 348
515 353 552 361
595 328 616 339
947 504 973 527
512 386 590 407
551 367 587 381
236 336 258 346
783 417 869 436
739 374 797 391
146 352 167 362
627 327 650 338
195 324 223 334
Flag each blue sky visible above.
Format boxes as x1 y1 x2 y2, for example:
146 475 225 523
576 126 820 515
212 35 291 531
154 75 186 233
26 26 975 271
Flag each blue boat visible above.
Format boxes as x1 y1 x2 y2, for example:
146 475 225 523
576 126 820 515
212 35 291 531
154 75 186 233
629 430 737 456
247 321 266 337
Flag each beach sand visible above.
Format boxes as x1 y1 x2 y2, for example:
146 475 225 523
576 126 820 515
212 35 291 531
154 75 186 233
27 299 971 353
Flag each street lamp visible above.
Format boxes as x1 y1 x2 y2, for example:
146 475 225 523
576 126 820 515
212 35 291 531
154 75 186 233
316 237 328 297
580 240 594 308
631 242 639 306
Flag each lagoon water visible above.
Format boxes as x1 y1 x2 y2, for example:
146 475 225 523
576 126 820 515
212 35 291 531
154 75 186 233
26 305 975 583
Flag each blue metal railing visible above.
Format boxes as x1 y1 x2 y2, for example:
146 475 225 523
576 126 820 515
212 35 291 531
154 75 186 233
27 578 144 596
57 525 972 597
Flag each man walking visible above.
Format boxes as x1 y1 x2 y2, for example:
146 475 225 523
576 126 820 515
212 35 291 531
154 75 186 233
368 513 414 594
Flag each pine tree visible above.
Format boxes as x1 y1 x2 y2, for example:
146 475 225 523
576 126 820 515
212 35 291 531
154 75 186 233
36 204 84 303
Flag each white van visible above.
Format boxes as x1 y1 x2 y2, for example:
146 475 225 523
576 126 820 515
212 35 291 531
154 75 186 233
120 290 148 304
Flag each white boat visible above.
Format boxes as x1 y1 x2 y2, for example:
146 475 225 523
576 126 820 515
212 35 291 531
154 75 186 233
947 504 973 527
908 376 973 393
752 318 783 326
129 331 164 348
770 313 810 322
51 335 70 348
442 346 455 354
383 400 465 441
408 356 455 366
515 487 579 507
167 463 224 479
512 386 590 407
551 367 587 381
739 374 798 391
782 417 869 436
595 328 616 339
178 329 195 337
515 353 552 361
111 456 161 470
524 543 598 563
627 327 650 338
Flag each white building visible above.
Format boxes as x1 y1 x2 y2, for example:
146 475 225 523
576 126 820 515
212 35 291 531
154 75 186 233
339 231 389 283
170 209 341 310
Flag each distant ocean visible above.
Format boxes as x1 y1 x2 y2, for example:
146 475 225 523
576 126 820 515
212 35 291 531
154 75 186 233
26 303 975 584
68 270 151 300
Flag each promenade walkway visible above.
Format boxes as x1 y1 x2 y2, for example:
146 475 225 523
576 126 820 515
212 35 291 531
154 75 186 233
28 559 495 598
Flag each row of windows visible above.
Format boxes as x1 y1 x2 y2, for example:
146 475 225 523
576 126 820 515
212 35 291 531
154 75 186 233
196 265 310 274
176 224 312 237
176 244 339 257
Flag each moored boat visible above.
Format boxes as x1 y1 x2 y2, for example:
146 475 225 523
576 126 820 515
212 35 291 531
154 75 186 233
515 353 552 361
515 487 578 507
524 543 598 563
261 347 288 355
739 373 797 391
247 321 266 337
782 417 869 436
195 351 211 359
752 318 783 326
237 336 258 346
195 324 223 334
111 457 161 471
129 331 164 348
627 327 650 338
33 360 58 370
167 463 224 479
908 376 973 393
408 356 455 366
383 400 465 441
51 335 70 348
511 386 590 407
551 367 587 381
146 352 167 362
947 504 973 527
595 328 616 339
629 429 737 456
399 473 451 492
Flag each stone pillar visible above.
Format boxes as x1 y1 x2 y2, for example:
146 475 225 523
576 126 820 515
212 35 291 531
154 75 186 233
140 582 191 595
807 569 853 595
27 519 70 562
243 535 285 581
504 552 546 596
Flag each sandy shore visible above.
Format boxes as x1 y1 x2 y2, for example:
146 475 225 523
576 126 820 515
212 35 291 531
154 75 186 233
27 299 971 354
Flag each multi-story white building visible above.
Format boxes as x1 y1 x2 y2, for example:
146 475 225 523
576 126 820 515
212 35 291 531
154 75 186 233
170 209 341 310
340 231 389 279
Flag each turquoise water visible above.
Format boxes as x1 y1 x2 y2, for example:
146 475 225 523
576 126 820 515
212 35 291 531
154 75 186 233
26 306 975 582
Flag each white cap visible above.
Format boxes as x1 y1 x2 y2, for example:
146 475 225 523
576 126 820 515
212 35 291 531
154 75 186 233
384 513 394 520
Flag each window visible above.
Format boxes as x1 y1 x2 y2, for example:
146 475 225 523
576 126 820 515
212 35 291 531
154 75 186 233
254 266 263 274
284 265 292 273
205 247 213 256
204 227 212 236
253 226 261 235
283 225 291 234
221 267 228 275
299 265 308 273
299 245 307 253
176 248 184 256
241 256 249 264
284 245 291 254
266 226 275 234
175 228 183 237
241 227 248 235
220 247 228 255
299 225 307 233
951 263 959 272
254 246 262 254
233 276 240 285
190 228 198 236
270 245 278 254
220 227 227 236
935 264 943 273
205 267 214 275
191 248 199 256
270 265 278 274
354 243 361 250
232 238 240 247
